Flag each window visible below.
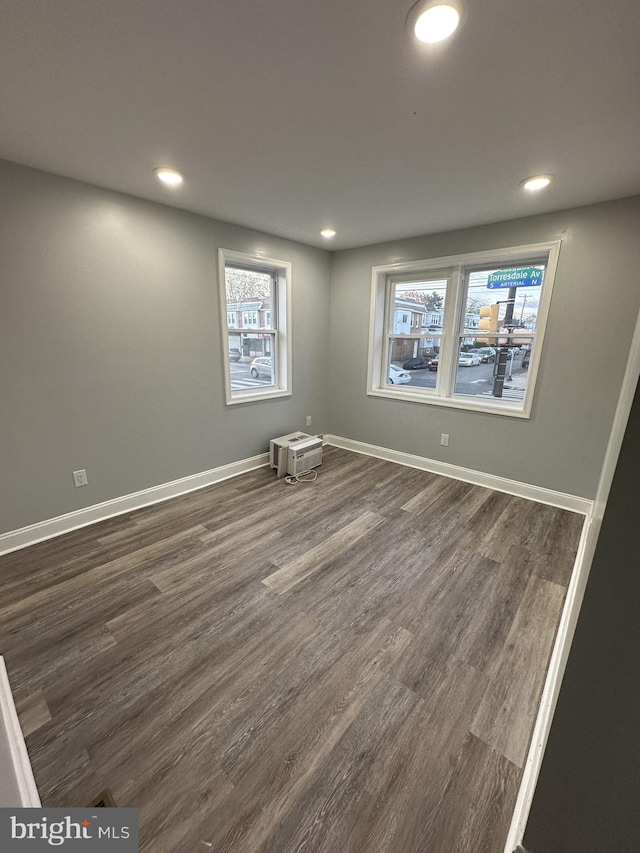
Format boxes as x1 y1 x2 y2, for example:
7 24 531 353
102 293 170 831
218 249 292 405
367 242 560 417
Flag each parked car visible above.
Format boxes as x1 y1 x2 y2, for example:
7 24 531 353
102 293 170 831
402 356 431 370
475 347 496 363
249 356 272 379
228 347 241 362
427 356 439 371
458 352 481 366
389 365 411 384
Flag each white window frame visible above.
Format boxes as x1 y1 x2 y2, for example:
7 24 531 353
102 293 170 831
218 248 292 406
367 241 561 419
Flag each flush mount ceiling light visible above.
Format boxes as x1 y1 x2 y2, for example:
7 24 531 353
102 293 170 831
320 228 337 238
153 167 184 186
409 1 463 44
521 174 553 192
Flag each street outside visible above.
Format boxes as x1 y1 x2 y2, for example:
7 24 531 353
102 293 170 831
229 360 274 391
229 352 529 401
393 350 529 402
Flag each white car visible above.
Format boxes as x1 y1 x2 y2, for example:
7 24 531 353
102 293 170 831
458 352 481 367
389 365 411 384
249 356 273 379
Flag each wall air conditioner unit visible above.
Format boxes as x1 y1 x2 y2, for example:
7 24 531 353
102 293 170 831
270 432 309 478
269 432 322 478
286 435 323 477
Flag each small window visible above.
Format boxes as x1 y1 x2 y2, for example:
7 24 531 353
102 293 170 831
218 249 292 405
367 242 560 417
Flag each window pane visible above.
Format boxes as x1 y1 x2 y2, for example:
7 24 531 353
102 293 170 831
454 340 534 402
388 337 441 390
228 337 276 390
455 263 543 402
390 278 448 336
225 265 276 391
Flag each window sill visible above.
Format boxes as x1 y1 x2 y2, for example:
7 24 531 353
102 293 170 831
367 387 530 419
226 388 292 406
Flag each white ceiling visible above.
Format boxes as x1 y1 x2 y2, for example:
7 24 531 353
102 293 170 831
1 0 639 249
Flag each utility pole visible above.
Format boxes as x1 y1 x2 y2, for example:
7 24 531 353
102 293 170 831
493 288 516 398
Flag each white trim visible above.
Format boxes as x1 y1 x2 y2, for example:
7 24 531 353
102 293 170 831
218 248 293 407
367 240 561 419
324 434 592 514
0 657 41 806
369 241 562 276
504 303 640 852
592 305 640 522
367 386 530 418
504 513 594 853
224 388 292 405
0 453 269 556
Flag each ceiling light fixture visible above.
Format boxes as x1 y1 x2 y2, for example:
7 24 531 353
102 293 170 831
320 228 337 238
410 2 461 43
154 167 184 186
521 174 553 192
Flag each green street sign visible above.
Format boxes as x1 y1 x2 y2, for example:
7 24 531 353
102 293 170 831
487 267 544 289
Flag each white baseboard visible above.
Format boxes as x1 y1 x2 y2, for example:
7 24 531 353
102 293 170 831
503 512 596 853
0 656 40 806
325 434 593 515
0 453 269 556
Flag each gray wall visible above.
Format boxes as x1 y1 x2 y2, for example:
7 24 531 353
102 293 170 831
523 375 640 851
0 160 331 534
3 157 640 536
328 197 640 498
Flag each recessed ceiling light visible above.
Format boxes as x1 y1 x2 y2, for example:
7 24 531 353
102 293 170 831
154 167 184 186
521 174 553 192
320 228 337 238
413 3 460 43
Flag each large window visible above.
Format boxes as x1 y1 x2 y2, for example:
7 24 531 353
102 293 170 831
368 242 560 417
218 249 292 405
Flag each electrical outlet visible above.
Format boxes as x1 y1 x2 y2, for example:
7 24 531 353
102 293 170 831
73 469 88 488
440 433 449 447
306 415 312 427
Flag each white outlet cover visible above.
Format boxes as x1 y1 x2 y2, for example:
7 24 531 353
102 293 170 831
73 469 88 487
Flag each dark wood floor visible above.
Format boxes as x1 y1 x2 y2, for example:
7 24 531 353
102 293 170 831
0 447 584 852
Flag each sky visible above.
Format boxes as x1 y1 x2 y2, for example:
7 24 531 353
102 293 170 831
395 264 545 324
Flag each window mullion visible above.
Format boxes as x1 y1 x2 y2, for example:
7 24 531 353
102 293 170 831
435 270 461 397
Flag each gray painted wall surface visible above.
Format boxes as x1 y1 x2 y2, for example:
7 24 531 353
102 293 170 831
328 197 640 498
524 376 640 851
0 160 331 534
3 157 640 535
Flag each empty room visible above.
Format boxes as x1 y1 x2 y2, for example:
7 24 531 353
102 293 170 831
1 2 639 852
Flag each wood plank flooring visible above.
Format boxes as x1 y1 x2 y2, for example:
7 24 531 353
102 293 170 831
0 447 584 852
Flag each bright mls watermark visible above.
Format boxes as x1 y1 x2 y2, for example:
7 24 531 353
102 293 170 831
0 809 138 850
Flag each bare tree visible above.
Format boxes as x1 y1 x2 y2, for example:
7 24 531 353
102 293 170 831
225 269 271 304
402 290 443 311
